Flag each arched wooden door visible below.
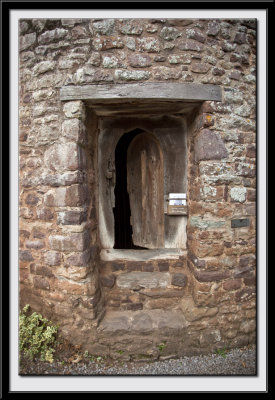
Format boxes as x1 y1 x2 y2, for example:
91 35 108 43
127 132 164 249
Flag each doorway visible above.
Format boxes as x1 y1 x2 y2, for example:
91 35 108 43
113 129 164 249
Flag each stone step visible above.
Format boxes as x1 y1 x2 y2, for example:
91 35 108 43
91 309 190 360
100 248 186 262
116 271 170 290
102 271 188 312
98 309 187 335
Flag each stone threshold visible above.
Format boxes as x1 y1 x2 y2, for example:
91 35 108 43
100 248 187 262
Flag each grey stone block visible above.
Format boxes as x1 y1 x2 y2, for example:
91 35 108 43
116 272 170 289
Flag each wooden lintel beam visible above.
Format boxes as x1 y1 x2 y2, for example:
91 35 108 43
60 82 222 103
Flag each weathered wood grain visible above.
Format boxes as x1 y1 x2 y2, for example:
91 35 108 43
127 132 164 249
60 82 222 102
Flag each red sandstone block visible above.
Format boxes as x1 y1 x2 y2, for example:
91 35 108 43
61 119 86 143
158 262 169 272
93 36 124 51
171 273 187 287
246 145 256 158
54 279 96 296
19 269 30 283
229 70 242 80
239 254 256 267
127 262 142 272
191 63 210 74
235 287 255 302
42 171 85 187
194 129 228 162
143 263 154 272
44 251 61 266
44 142 85 173
223 279 242 291
47 292 66 302
207 21 220 36
44 184 88 207
200 102 214 113
19 250 34 262
25 193 39 205
33 276 50 290
32 227 46 239
247 189 256 201
36 207 54 220
243 274 256 286
234 266 254 278
188 251 206 268
194 268 230 282
244 203 256 215
19 230 30 238
54 303 74 318
236 162 256 178
49 230 90 252
100 274 115 288
111 262 125 271
65 249 91 266
81 292 101 309
125 303 143 311
65 185 88 207
19 128 28 142
128 54 152 68
57 209 87 225
78 308 97 320
25 240 45 250
178 39 204 52
30 264 54 277
190 242 224 258
202 113 215 127
212 67 225 76
234 32 247 44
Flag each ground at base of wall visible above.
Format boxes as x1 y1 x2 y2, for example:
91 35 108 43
19 343 256 376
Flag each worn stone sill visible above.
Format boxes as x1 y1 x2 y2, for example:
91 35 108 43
100 248 187 262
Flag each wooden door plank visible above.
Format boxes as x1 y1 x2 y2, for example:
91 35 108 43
127 132 164 249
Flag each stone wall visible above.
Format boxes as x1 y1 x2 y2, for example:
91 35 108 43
99 255 190 312
19 18 256 359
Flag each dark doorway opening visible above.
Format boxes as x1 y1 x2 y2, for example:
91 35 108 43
113 128 147 249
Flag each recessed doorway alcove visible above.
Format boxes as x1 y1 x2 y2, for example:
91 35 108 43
60 82 222 261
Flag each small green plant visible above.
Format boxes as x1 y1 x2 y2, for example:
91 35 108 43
19 304 59 363
216 347 228 359
83 350 95 362
157 342 167 352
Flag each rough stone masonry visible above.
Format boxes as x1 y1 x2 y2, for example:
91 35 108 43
19 18 256 360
